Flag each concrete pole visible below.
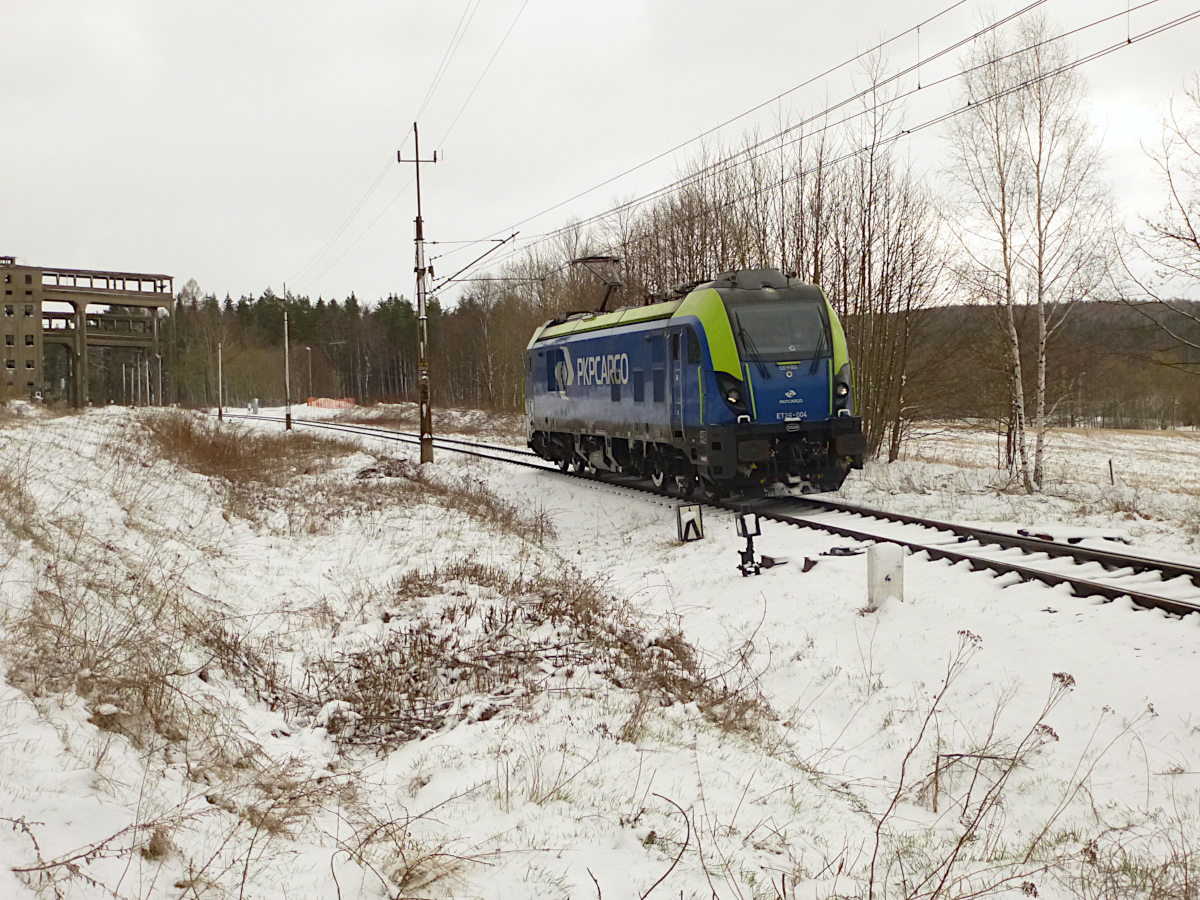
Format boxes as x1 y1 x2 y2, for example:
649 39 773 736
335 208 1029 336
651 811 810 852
283 305 292 431
217 341 223 421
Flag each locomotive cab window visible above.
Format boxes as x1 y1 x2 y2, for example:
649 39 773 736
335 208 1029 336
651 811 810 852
686 328 701 364
670 333 680 361
730 301 828 361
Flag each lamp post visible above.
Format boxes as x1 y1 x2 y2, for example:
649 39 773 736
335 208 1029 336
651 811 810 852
306 346 312 402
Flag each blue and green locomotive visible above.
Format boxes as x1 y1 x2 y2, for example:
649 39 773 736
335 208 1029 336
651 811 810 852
525 268 865 494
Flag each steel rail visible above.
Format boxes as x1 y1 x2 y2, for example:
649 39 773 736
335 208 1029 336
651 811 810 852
770 495 1200 587
217 412 1200 617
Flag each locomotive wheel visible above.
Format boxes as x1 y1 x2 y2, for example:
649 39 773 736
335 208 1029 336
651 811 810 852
649 467 666 489
558 457 571 473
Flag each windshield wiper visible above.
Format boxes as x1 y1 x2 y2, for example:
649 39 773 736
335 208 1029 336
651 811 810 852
809 326 828 374
736 322 771 379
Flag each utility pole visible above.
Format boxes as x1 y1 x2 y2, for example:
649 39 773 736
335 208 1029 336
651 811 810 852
217 341 224 421
283 283 292 431
398 122 437 464
306 346 312 401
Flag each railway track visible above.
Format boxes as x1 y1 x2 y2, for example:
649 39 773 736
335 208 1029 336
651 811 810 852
220 412 1200 617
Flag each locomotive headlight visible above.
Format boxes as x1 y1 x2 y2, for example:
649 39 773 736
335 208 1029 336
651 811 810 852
715 371 748 413
834 383 850 398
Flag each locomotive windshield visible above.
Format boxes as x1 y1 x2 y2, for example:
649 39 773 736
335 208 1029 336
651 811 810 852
728 300 829 361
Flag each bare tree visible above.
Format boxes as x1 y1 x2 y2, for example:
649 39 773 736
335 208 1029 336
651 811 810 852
946 23 1033 489
1121 74 1200 369
1013 15 1111 485
947 15 1110 491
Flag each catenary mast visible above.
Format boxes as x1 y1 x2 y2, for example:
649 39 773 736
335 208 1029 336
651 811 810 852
399 122 437 464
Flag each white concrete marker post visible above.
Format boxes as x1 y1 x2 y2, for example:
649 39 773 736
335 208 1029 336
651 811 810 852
867 542 904 611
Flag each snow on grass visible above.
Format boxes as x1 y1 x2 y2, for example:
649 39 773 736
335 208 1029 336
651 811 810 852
0 407 1198 899
832 422 1200 558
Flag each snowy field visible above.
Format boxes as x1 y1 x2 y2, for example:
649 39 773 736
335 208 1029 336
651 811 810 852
0 404 1197 900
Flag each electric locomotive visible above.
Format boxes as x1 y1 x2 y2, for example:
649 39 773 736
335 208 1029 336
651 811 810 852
525 268 864 495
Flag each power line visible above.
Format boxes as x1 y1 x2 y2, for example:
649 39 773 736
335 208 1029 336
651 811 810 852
298 174 416 293
488 0 984 240
581 5 1200 269
435 0 1047 278
291 0 530 295
437 0 532 146
286 157 395 287
289 2 483 292
458 0 1183 282
416 0 483 122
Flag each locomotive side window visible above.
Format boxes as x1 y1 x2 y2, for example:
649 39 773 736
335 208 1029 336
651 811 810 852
632 369 645 402
652 369 665 403
670 333 680 361
686 328 701 364
546 350 560 391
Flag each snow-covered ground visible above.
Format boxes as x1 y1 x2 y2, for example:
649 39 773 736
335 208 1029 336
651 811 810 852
0 405 1197 900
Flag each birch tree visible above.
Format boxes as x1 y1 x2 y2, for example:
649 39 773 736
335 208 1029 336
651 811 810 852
947 16 1109 491
1013 15 1110 485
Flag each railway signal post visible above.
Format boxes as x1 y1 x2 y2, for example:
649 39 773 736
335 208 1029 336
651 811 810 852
399 122 437 464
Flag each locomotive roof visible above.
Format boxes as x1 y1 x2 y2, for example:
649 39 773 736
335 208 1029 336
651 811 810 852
533 297 683 341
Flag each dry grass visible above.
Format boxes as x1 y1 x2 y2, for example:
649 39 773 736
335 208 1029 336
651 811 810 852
139 409 355 485
339 403 526 440
356 456 553 544
305 558 771 748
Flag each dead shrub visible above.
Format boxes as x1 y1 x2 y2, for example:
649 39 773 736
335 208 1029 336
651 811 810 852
358 456 554 545
1062 822 1199 900
139 409 354 485
339 403 525 440
5 557 196 747
305 559 770 747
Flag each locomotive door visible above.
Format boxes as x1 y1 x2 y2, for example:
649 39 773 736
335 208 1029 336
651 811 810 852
669 329 684 433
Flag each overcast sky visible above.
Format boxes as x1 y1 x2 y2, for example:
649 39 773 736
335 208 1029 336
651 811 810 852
3 0 1198 307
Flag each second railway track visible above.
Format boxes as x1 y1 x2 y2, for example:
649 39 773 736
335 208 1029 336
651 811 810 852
222 412 1200 618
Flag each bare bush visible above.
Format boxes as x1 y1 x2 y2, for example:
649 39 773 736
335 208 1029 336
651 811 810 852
357 456 554 544
1060 811 1199 900
138 409 354 485
305 558 771 748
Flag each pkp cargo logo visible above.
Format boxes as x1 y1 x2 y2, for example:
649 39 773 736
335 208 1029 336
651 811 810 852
554 348 574 392
577 353 630 386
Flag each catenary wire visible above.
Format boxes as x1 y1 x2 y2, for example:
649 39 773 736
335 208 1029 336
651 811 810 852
437 0 533 147
290 2 482 293
418 0 989 270
574 5 1200 269
437 0 1065 278
415 0 483 123
452 0 1182 283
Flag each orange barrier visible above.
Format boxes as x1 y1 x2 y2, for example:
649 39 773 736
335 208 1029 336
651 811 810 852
306 398 357 409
